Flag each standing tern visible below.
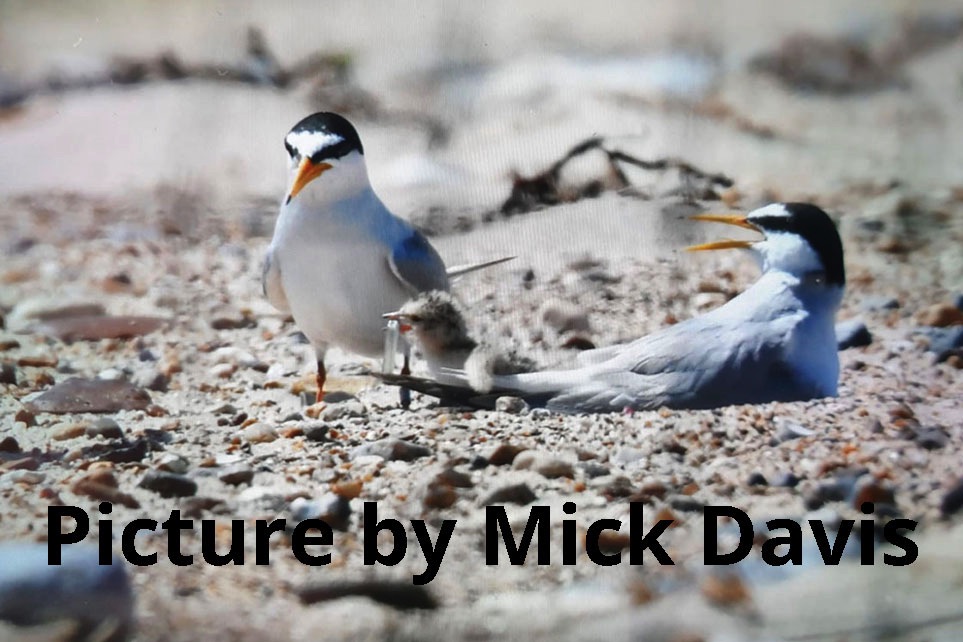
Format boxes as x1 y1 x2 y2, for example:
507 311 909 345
263 112 510 403
382 290 537 392
378 202 846 413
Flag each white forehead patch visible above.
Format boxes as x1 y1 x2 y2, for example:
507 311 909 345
285 130 344 157
749 203 791 219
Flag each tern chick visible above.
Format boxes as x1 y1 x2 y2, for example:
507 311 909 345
384 291 536 393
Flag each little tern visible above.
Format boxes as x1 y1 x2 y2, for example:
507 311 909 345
263 112 510 403
379 203 846 413
383 290 536 392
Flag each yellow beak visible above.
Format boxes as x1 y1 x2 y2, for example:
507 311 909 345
685 212 760 252
286 158 332 203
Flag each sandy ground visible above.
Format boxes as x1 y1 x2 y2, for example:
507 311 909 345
1 2 962 641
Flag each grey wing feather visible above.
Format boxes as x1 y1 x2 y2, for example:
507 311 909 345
262 249 291 314
388 230 450 294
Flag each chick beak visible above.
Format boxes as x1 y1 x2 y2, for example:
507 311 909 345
685 213 760 252
383 311 412 333
286 158 333 204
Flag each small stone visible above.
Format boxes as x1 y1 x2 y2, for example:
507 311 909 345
6 297 106 332
96 368 126 381
3 470 44 485
940 478 963 517
512 451 575 479
916 303 963 328
86 417 124 440
72 471 140 508
434 468 473 488
13 408 35 426
0 543 134 636
746 472 768 486
772 472 800 488
303 424 329 442
241 422 277 444
668 495 703 512
138 470 197 497
320 400 367 421
852 477 895 509
0 362 16 385
481 483 537 505
916 326 963 362
52 423 87 441
24 377 151 414
860 296 899 312
218 465 255 486
579 462 610 478
835 319 872 350
1 457 38 472
34 315 166 341
540 300 591 334
627 480 667 503
488 443 527 466
210 363 237 378
290 493 351 530
914 426 948 450
0 437 20 453
331 479 363 499
423 483 458 509
495 396 528 414
351 438 431 462
156 453 189 474
700 572 751 608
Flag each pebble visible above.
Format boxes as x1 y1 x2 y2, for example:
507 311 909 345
0 437 20 453
320 399 367 421
0 362 16 385
488 443 527 466
940 478 963 517
210 362 237 378
772 472 800 488
913 426 948 450
303 424 329 442
238 486 287 513
52 423 87 441
5 297 106 333
0 543 134 636
86 417 124 440
218 464 255 486
351 438 431 462
579 462 610 478
72 471 140 508
211 346 260 368
156 453 189 474
495 396 529 414
512 451 575 479
24 377 152 414
2 470 44 485
746 472 768 486
138 470 197 497
240 422 277 444
852 477 896 509
423 482 458 509
36 315 166 342
294 579 437 610
539 300 591 334
916 326 963 361
860 296 900 311
770 418 814 444
290 493 351 530
481 483 537 505
835 319 872 350
916 302 963 328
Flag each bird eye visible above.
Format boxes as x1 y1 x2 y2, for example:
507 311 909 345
408 315 422 323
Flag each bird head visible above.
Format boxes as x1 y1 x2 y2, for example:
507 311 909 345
283 112 368 205
688 203 845 291
383 291 474 354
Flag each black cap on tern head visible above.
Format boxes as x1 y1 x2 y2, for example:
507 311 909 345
284 112 364 163
748 202 845 287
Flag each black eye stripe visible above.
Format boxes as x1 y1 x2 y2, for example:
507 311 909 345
284 140 296 158
751 203 845 287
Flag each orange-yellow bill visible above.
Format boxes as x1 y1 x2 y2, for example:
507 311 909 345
685 239 754 252
686 212 760 252
689 213 759 231
286 158 333 203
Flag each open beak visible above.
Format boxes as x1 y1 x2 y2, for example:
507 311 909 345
382 311 412 333
286 158 332 204
685 212 760 252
